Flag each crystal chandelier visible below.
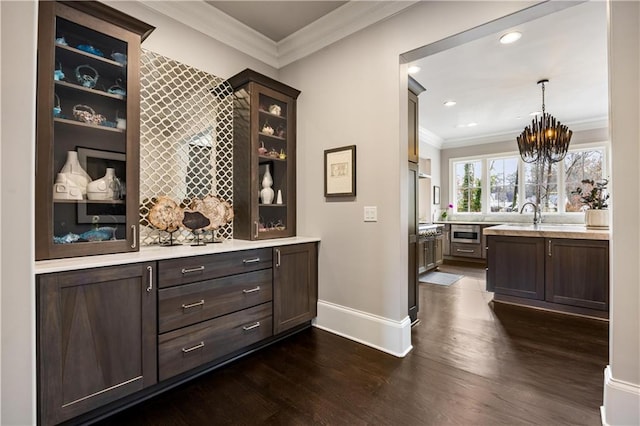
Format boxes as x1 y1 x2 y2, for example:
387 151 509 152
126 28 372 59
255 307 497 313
517 79 573 164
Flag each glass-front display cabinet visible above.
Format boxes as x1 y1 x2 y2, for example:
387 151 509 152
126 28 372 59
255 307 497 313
35 1 154 260
229 69 301 240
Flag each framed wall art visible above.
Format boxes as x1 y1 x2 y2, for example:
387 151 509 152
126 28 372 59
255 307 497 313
324 145 356 197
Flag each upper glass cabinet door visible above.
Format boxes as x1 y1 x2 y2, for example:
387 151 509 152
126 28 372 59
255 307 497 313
35 1 154 260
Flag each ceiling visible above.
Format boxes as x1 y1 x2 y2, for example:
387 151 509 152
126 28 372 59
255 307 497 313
206 1 347 42
166 1 608 150
408 1 609 148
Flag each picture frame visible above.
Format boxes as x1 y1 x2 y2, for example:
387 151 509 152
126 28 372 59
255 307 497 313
433 185 441 205
77 147 127 224
324 145 356 197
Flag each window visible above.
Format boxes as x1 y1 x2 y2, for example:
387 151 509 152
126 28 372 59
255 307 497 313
524 161 559 212
564 149 605 211
454 160 482 212
489 157 518 212
449 145 606 215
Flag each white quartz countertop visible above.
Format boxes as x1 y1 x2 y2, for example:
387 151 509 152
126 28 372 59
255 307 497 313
35 236 321 274
483 224 609 240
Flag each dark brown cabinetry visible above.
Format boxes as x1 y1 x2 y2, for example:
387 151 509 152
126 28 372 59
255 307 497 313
274 243 318 334
546 238 609 311
37 262 157 425
487 235 609 317
36 242 318 423
229 69 300 240
157 249 274 380
407 81 424 163
486 236 545 299
408 162 419 324
35 1 153 260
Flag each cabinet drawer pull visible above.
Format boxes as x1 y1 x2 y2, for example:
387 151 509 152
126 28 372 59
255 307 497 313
242 322 261 331
182 342 205 353
242 257 261 264
146 266 153 292
456 248 475 253
275 248 281 267
548 240 552 257
182 300 205 310
242 286 261 294
131 225 137 249
181 266 205 274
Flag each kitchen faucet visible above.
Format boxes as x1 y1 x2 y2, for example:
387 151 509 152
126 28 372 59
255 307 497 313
520 202 541 225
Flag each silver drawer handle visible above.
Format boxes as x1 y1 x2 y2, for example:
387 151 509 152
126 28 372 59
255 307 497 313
456 248 475 253
242 322 261 331
181 266 205 274
242 257 261 264
182 300 205 310
182 341 204 353
242 286 261 294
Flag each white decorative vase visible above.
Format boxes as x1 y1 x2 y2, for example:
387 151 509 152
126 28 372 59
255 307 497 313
59 151 91 196
276 189 283 205
260 165 274 204
52 173 83 200
87 168 116 200
585 209 609 229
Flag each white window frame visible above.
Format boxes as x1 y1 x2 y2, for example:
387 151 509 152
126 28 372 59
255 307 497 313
449 142 609 215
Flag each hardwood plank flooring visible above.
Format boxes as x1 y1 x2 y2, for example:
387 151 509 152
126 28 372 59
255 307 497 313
96 262 608 425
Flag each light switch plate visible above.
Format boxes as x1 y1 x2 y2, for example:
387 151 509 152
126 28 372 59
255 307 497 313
364 206 377 222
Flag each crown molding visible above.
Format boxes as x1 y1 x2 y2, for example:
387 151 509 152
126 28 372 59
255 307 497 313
277 1 419 67
419 127 444 150
139 1 418 69
140 0 279 68
439 117 609 150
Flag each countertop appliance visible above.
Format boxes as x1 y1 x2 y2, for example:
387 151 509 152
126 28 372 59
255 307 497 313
451 224 481 244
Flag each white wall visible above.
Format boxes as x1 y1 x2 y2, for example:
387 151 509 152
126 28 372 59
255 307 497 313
1 2 38 424
279 1 537 354
602 1 640 424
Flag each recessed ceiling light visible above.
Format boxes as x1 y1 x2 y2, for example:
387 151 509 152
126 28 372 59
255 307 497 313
408 65 421 74
443 100 457 107
456 122 478 128
500 31 522 44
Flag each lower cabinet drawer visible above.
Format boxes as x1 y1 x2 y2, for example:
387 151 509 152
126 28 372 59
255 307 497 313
451 242 482 258
158 302 273 381
158 269 273 333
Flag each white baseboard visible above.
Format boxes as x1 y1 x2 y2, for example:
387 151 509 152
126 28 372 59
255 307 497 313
601 365 640 426
312 299 413 357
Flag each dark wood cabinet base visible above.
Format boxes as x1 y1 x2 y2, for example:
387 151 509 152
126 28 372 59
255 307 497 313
492 294 609 320
62 322 312 426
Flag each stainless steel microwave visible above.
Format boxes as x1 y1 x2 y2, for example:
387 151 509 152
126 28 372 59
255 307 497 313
451 224 481 244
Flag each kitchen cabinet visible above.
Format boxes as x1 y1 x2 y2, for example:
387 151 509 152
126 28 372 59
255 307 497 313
408 77 425 164
37 262 157 425
273 243 319 334
486 236 545 300
435 235 444 266
487 235 609 317
157 249 274 380
408 162 419 324
443 224 451 256
546 238 609 311
35 1 153 260
36 240 319 424
229 69 300 240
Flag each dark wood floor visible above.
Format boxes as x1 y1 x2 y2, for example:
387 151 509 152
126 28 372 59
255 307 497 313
97 262 608 425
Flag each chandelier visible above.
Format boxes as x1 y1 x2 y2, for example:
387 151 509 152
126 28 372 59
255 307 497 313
517 79 572 164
